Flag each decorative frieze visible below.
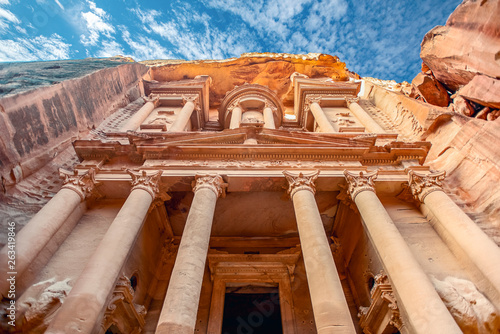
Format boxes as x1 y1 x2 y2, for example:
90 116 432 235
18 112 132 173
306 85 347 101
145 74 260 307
59 168 100 201
343 170 378 201
127 169 162 199
192 174 227 198
407 170 445 202
283 170 319 198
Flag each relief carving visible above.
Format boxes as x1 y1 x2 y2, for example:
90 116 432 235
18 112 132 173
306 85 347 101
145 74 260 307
432 276 500 333
59 168 100 201
192 174 227 198
407 169 445 202
283 170 319 197
343 170 378 201
127 169 163 199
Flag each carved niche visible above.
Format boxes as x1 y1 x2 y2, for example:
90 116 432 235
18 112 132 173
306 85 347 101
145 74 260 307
359 272 403 334
100 275 147 334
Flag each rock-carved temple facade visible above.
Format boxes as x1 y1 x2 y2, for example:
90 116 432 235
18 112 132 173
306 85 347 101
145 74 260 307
1 53 500 334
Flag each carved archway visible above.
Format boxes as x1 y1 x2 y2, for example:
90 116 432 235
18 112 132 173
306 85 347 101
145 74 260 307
219 84 284 128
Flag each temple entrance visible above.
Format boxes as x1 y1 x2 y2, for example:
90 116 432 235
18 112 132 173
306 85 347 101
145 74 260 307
221 290 283 334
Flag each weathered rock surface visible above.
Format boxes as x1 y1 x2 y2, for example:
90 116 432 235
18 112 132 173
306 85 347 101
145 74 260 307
420 0 500 92
0 62 148 186
145 53 349 107
458 74 500 109
412 72 450 107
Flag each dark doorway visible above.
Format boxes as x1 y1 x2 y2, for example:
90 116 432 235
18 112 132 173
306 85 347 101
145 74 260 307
221 292 283 334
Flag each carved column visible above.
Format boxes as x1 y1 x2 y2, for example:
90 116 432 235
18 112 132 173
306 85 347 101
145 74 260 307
120 94 160 132
46 170 162 334
284 171 355 333
156 174 226 334
344 170 461 333
169 95 198 132
408 170 500 306
263 102 276 129
229 103 242 129
306 96 336 133
0 169 98 299
345 97 386 133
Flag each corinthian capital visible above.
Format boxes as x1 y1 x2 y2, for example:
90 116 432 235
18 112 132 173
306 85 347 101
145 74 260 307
345 97 359 106
192 174 227 198
407 170 445 202
343 170 378 200
127 170 162 199
283 170 319 198
59 168 100 201
144 93 161 107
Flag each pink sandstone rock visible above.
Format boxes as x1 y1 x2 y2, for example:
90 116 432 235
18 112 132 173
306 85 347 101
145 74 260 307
412 72 450 107
420 0 500 91
458 74 500 109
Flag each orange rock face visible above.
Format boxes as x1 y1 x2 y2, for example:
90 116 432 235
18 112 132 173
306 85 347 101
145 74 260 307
145 53 350 107
420 0 500 91
411 72 450 107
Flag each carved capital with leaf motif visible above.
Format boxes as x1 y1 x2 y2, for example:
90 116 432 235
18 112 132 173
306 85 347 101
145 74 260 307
283 170 319 198
407 170 445 203
127 170 162 200
182 94 201 111
345 97 359 107
59 168 100 201
144 93 161 107
344 170 378 201
192 174 227 198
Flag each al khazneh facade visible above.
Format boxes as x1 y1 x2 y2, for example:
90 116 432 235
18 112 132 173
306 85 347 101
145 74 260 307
1 57 500 334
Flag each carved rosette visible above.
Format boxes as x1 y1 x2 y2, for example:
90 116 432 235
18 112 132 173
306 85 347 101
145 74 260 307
59 168 100 201
283 170 319 198
407 170 445 203
144 93 160 107
344 170 378 201
127 170 162 199
345 96 360 107
192 174 227 198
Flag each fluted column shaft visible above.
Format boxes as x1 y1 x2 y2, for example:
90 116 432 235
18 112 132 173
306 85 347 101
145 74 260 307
46 170 162 334
156 175 226 334
309 101 335 133
409 170 500 308
346 98 385 133
229 106 242 129
263 106 276 129
284 171 355 334
344 170 460 333
169 98 196 132
0 169 97 298
120 95 159 132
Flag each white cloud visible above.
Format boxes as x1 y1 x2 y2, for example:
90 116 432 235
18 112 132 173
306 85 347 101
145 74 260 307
121 27 174 60
0 0 9 5
0 33 71 61
95 39 124 58
80 0 115 46
130 7 259 60
54 0 64 10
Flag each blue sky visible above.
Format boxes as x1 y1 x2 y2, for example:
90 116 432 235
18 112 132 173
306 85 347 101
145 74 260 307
0 0 461 82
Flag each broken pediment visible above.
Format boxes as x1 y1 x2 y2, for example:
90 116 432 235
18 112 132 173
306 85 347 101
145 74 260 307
73 128 429 165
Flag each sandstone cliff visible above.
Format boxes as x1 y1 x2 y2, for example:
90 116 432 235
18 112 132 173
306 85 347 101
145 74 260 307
416 0 500 121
